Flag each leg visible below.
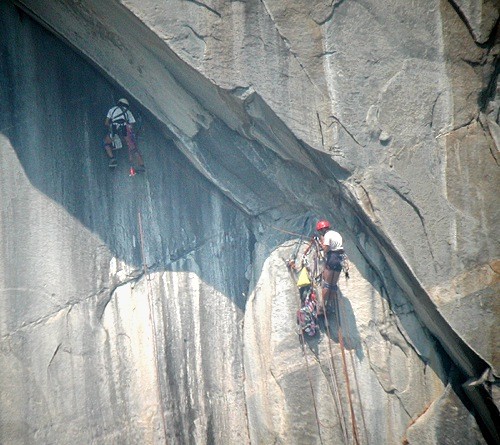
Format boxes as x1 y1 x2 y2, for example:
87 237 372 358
104 134 114 158
127 145 145 169
317 268 332 315
134 150 145 168
320 252 342 315
104 134 117 166
125 127 145 168
319 270 340 316
327 270 341 303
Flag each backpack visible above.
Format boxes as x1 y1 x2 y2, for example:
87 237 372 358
297 285 318 336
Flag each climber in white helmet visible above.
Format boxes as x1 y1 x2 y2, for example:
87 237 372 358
103 97 145 171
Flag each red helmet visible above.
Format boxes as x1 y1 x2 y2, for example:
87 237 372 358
316 220 331 231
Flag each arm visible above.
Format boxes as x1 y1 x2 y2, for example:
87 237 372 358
320 232 331 253
126 111 136 126
301 235 326 263
302 238 315 256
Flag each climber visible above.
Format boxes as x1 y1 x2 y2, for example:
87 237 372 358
103 98 145 171
315 219 344 316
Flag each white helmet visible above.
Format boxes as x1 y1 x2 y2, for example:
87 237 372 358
117 98 129 107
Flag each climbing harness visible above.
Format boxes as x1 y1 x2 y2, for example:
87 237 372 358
109 105 131 135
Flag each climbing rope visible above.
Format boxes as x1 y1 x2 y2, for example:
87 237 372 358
285 261 334 442
306 238 349 444
325 250 366 445
270 224 309 239
313 240 367 444
126 124 143 176
288 236 329 439
298 317 325 444
288 246 352 442
307 238 363 445
124 126 363 443
333 294 361 445
137 210 169 442
307 239 350 444
337 287 369 443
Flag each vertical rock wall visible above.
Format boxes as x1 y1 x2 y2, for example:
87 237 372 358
1 0 499 444
1 5 251 443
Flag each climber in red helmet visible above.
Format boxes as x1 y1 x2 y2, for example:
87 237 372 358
315 219 344 315
103 97 145 172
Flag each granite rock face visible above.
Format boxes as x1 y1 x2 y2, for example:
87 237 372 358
1 0 498 444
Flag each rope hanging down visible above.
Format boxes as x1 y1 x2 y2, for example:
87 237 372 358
285 261 334 442
287 235 367 445
137 210 169 441
287 245 349 442
311 237 367 445
306 240 350 444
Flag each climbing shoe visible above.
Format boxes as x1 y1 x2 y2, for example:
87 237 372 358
109 157 117 168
